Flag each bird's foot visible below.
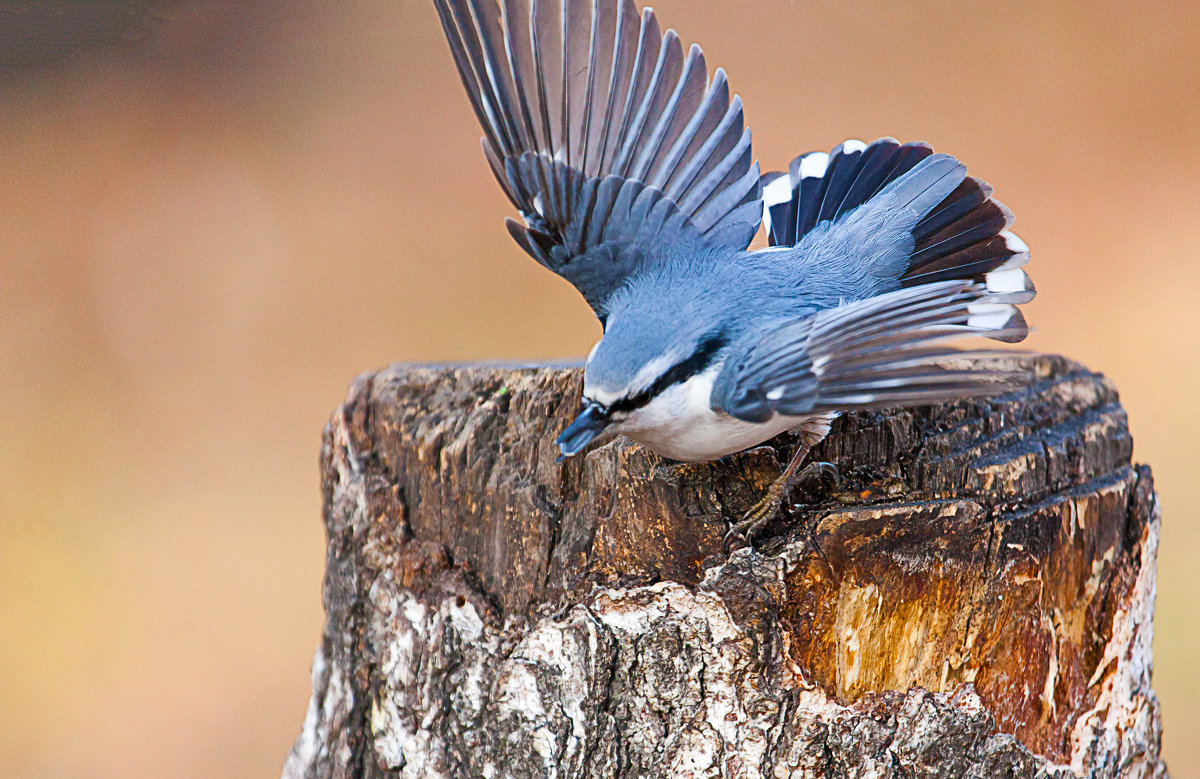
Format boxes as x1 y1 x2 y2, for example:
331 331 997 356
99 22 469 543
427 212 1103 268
724 479 788 550
724 462 840 551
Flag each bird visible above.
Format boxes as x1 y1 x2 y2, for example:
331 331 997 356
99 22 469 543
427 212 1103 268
430 0 1035 545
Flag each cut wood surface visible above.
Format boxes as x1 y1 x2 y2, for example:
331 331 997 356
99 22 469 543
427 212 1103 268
285 355 1168 779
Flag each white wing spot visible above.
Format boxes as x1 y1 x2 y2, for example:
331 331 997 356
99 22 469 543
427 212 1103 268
986 268 1031 293
985 268 1036 304
990 253 1029 273
766 387 785 401
1002 231 1029 255
800 152 830 180
764 175 793 207
841 139 867 154
968 302 1016 330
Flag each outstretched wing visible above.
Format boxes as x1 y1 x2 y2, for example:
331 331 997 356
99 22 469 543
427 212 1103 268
712 281 1028 423
434 0 762 315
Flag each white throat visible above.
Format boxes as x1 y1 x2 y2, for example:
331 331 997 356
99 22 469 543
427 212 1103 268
613 368 804 462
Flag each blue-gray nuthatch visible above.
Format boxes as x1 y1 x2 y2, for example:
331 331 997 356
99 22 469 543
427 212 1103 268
432 0 1035 540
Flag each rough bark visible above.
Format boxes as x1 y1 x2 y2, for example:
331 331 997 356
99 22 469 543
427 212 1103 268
284 355 1168 779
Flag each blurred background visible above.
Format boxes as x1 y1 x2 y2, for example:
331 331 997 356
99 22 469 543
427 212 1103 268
1 0 1196 776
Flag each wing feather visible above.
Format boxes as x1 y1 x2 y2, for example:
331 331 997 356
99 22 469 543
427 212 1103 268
713 281 1029 423
433 0 762 316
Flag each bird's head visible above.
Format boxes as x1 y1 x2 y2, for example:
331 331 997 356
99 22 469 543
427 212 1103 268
556 300 730 459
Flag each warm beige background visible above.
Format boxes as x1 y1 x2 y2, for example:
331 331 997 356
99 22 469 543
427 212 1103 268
1 1 1196 776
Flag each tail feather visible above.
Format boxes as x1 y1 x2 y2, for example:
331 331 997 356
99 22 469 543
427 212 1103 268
907 198 1012 270
868 141 935 199
764 138 937 246
816 140 869 222
760 137 1035 342
791 151 828 239
913 177 993 239
839 138 904 214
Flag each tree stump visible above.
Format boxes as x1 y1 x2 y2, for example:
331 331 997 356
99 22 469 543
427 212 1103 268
284 355 1168 779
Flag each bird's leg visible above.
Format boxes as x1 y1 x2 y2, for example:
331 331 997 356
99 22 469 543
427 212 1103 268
726 441 817 548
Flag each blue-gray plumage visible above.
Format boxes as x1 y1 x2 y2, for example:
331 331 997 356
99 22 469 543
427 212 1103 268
433 0 1036 537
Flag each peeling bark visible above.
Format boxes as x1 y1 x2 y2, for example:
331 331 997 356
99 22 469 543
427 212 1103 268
285 355 1168 779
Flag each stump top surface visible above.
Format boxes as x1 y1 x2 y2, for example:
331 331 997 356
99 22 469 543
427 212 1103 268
334 354 1131 606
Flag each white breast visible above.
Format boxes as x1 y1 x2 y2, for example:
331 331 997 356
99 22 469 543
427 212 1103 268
614 368 823 462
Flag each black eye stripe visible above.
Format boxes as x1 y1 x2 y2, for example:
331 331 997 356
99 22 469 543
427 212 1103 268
607 332 728 414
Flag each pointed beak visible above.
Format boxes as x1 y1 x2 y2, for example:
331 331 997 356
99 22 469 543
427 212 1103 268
556 402 611 460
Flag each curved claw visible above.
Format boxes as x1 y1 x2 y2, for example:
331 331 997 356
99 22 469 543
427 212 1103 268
725 482 789 550
798 462 841 490
723 526 750 553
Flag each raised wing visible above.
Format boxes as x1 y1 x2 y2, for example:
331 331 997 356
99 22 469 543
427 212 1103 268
433 0 762 314
712 281 1028 423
